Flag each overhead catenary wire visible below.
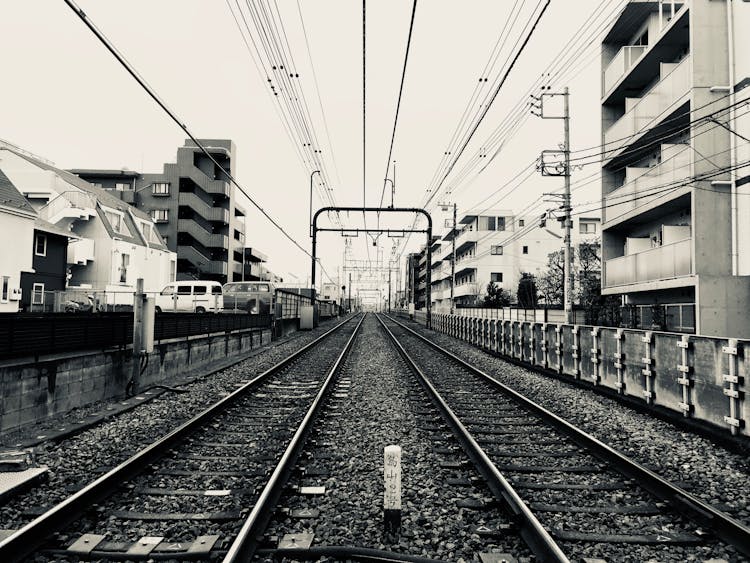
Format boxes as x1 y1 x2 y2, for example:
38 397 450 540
62 0 340 284
378 0 419 211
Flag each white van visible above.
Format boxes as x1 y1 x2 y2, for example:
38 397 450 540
155 281 224 313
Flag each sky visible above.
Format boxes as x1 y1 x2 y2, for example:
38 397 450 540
1 0 622 291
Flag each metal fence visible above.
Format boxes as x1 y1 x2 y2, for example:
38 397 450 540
275 289 313 320
0 313 133 359
0 312 272 360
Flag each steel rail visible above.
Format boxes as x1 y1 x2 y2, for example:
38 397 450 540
223 314 366 561
375 314 570 563
385 314 750 559
0 314 360 562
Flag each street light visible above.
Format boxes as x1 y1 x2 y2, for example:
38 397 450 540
384 178 395 208
309 170 322 237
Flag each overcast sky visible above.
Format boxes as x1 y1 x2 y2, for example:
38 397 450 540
1 0 621 288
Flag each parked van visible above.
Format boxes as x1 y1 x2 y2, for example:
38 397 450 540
155 281 223 313
222 282 275 314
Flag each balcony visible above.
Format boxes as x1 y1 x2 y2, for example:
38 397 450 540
40 190 97 225
604 144 691 225
605 238 692 288
453 283 480 299
605 57 690 153
68 238 95 265
177 245 228 276
177 219 229 249
455 229 481 253
178 192 230 223
604 45 647 95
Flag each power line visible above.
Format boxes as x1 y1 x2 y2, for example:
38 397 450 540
63 0 339 284
378 0 419 210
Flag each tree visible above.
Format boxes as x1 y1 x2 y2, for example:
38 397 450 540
537 250 564 305
483 281 512 308
516 272 538 308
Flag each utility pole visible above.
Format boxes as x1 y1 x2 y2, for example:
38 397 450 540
388 263 392 313
533 86 573 324
450 202 457 315
349 272 352 312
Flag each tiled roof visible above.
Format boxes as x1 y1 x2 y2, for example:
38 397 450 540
0 168 35 215
34 217 80 239
5 148 152 222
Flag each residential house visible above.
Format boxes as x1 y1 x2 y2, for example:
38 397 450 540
20 219 77 311
0 168 36 312
0 143 176 302
70 139 247 284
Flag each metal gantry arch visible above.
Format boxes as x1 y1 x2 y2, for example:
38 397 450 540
311 206 432 327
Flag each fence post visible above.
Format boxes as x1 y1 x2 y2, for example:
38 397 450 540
571 326 580 379
555 326 563 374
590 327 600 385
614 329 624 394
530 323 536 366
677 335 692 416
642 331 654 405
540 323 547 369
722 339 743 435
130 278 145 395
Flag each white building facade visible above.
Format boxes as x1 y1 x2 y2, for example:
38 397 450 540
430 209 601 312
0 145 176 302
600 0 750 337
0 169 36 312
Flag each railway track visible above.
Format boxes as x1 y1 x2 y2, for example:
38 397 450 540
379 314 750 562
0 314 364 562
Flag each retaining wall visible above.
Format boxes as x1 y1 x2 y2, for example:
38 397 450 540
0 328 271 435
422 312 748 438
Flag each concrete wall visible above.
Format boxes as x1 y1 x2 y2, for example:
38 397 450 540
428 312 749 438
0 327 270 436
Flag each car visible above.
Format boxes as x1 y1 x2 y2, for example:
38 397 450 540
222 282 274 314
155 281 223 313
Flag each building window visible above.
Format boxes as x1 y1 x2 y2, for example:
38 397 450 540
1 276 8 302
119 253 129 284
487 217 496 231
32 283 45 305
497 217 506 231
152 182 170 196
115 183 129 191
35 233 47 256
522 245 529 254
518 219 525 228
151 209 169 223
580 221 597 234
491 272 503 283
104 209 131 236
491 245 503 255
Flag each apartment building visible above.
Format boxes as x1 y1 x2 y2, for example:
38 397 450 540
601 0 750 337
71 139 247 284
429 210 600 312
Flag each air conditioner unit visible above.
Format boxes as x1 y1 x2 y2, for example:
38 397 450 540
9 288 22 301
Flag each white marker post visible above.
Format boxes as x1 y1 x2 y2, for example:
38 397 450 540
383 445 402 542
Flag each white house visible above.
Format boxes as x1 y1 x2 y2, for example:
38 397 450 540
0 144 176 302
0 168 36 312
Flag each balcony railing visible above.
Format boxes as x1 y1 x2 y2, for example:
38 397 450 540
604 144 691 223
39 190 97 223
68 238 95 265
605 57 690 151
605 238 691 287
604 45 647 95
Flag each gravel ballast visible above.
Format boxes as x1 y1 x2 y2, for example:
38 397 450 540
0 316 352 532
262 314 530 562
398 317 750 557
